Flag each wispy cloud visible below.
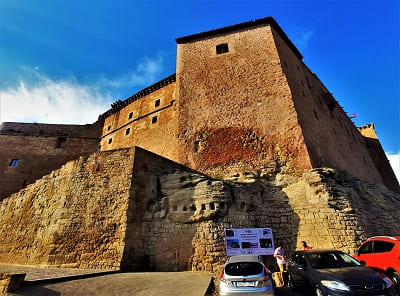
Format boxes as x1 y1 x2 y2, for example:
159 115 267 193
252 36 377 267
0 55 165 125
99 55 165 89
387 151 400 183
292 28 315 51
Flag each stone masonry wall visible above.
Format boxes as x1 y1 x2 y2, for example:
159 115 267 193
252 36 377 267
176 24 313 178
270 28 396 190
0 134 100 200
0 146 398 274
100 82 179 162
0 148 135 269
120 151 400 274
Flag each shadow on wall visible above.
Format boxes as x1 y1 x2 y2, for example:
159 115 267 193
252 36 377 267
321 169 400 248
189 176 301 274
119 148 300 273
119 147 223 272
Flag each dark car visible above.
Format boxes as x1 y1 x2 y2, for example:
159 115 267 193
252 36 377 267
287 249 395 296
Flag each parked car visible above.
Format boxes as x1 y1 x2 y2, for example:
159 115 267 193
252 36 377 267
219 255 276 295
287 249 396 296
353 236 400 286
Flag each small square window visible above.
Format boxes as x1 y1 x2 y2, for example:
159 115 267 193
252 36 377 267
108 138 113 144
216 43 229 54
126 128 130 135
107 125 111 131
155 99 160 107
9 159 19 167
152 116 158 124
128 112 133 119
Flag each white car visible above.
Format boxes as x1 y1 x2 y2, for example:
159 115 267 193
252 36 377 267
219 255 276 295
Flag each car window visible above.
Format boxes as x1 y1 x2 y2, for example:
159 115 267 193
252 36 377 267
225 262 263 276
308 252 361 269
359 241 373 254
298 254 307 267
291 253 300 264
373 241 395 253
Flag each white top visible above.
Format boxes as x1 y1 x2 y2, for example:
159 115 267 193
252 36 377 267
274 247 286 264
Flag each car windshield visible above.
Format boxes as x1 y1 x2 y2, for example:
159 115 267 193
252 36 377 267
307 252 362 269
225 262 264 276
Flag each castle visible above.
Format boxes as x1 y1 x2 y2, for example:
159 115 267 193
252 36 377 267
0 17 399 273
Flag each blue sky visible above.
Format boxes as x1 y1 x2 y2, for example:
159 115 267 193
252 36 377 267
0 0 399 178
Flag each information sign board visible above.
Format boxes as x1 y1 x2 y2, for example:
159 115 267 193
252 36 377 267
225 228 274 256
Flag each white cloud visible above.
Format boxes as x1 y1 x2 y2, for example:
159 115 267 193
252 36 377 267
0 75 112 124
387 151 400 183
0 55 165 125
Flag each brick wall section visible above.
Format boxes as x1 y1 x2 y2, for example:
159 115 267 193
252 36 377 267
0 121 102 200
176 25 312 177
100 82 179 162
0 148 135 269
270 29 396 190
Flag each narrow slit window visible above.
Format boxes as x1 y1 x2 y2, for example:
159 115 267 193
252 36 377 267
9 159 19 167
108 138 113 144
152 116 158 124
107 125 111 131
155 99 160 107
128 112 133 120
126 128 131 135
56 137 67 148
216 43 229 54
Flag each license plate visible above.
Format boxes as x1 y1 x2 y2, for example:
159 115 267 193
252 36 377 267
237 281 255 287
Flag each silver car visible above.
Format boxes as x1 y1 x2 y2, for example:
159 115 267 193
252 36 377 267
219 255 276 295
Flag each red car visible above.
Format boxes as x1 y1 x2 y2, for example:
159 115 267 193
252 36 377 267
353 236 400 285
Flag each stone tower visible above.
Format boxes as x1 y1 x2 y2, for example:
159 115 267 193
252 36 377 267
175 17 399 192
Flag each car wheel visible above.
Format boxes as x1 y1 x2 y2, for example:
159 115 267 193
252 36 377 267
288 274 297 290
315 286 324 296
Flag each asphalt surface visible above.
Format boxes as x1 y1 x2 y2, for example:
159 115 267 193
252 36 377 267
1 264 305 296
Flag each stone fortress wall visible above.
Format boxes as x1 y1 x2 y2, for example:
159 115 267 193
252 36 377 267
99 75 178 162
0 148 139 269
0 16 399 274
0 147 399 273
0 121 102 200
174 18 398 192
175 23 313 178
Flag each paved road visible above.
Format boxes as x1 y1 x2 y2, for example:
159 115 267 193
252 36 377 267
1 264 305 296
10 272 212 296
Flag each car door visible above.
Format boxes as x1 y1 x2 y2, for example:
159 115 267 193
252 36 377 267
356 241 373 265
357 240 394 272
370 240 395 272
289 252 308 286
